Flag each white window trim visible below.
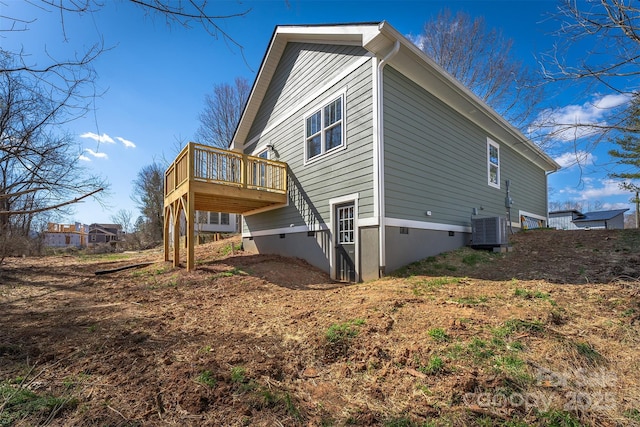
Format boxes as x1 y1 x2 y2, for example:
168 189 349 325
487 138 500 189
255 147 270 159
518 210 547 229
303 89 347 165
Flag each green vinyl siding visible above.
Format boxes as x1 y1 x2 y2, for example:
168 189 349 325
247 42 369 142
383 66 548 226
242 45 375 233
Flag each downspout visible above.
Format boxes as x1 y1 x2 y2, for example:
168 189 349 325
545 168 559 227
376 39 400 277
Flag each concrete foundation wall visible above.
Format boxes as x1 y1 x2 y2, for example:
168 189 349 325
385 226 471 273
359 226 380 281
243 224 473 281
243 230 331 274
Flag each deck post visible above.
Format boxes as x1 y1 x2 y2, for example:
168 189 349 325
172 199 180 268
187 191 195 271
163 205 170 262
162 143 288 271
241 153 248 189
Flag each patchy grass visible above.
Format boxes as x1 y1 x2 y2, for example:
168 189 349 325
196 370 217 388
0 382 77 426
1 231 639 426
411 276 463 296
325 319 365 343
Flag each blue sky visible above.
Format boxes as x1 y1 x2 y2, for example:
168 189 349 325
3 0 637 225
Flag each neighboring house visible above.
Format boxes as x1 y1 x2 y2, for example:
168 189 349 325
194 211 237 235
163 22 559 280
549 209 629 230
88 223 123 245
44 222 89 248
548 210 583 230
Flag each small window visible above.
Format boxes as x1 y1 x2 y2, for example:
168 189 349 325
305 94 345 162
220 213 230 225
209 212 219 225
337 204 354 244
253 149 269 187
487 138 500 188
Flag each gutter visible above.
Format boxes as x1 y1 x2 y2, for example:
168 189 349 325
376 37 400 276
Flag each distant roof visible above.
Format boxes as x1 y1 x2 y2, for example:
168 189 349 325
549 210 582 216
572 209 629 223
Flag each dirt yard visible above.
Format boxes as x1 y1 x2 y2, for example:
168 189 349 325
1 229 639 426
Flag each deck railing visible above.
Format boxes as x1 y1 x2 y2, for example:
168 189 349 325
164 142 287 197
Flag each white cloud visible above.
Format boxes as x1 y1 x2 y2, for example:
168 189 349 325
80 132 115 144
560 179 628 200
84 148 108 159
553 151 595 169
594 93 630 109
579 179 628 199
116 136 136 148
78 154 91 162
407 34 426 51
601 201 631 210
531 93 631 142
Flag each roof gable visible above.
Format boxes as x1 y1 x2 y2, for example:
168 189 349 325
573 209 629 222
232 21 559 172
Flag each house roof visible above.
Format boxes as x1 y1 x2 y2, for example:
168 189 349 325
231 21 560 172
89 224 120 236
572 209 629 223
548 210 585 219
549 210 582 215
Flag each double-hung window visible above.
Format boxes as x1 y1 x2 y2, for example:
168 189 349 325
487 138 500 188
305 94 345 162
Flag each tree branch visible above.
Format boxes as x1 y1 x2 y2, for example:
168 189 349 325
0 188 103 215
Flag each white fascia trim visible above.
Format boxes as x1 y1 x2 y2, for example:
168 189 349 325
243 216 378 236
242 222 329 238
385 217 472 233
241 55 372 149
329 193 360 206
358 217 378 227
276 24 381 44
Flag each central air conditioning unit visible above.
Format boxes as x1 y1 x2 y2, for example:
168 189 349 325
471 216 508 247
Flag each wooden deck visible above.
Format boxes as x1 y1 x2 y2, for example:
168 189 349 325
163 142 287 270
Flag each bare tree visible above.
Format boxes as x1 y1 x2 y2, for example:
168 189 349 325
542 0 640 95
0 53 106 260
195 77 251 148
535 0 640 155
110 209 134 234
131 163 165 245
549 199 605 212
412 9 545 131
0 1 252 259
608 93 640 191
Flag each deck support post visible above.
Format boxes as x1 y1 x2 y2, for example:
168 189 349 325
172 199 181 268
163 205 171 262
162 143 287 271
186 191 195 271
